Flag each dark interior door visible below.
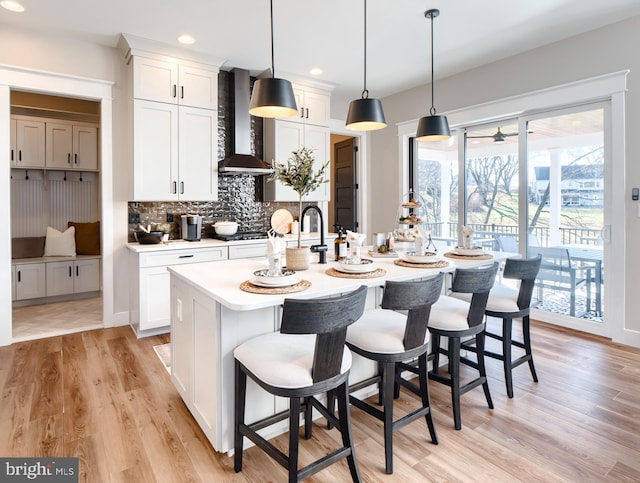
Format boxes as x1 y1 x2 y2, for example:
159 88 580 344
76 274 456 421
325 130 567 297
333 138 357 231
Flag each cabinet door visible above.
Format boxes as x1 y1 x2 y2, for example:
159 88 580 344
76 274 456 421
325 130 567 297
10 119 17 167
140 266 171 331
301 90 330 127
46 261 74 296
171 279 193 401
133 100 179 201
178 107 218 201
74 258 100 293
302 124 331 201
15 263 46 300
133 56 179 104
11 265 16 301
179 65 218 110
263 121 304 201
16 119 46 168
73 126 99 171
46 122 74 169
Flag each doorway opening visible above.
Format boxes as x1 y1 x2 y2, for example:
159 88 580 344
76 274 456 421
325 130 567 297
329 134 358 233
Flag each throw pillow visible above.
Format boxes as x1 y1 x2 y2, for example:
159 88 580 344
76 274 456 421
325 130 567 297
44 226 76 257
68 221 101 255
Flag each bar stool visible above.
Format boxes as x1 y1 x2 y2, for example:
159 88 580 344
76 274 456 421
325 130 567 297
344 273 444 474
456 256 542 398
427 262 499 430
233 285 367 483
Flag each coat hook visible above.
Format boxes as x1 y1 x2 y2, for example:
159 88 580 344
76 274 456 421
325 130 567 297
64 171 67 181
79 172 83 182
25 170 29 180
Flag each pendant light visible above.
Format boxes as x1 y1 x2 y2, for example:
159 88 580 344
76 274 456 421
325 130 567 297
416 8 451 142
346 0 386 131
249 0 297 118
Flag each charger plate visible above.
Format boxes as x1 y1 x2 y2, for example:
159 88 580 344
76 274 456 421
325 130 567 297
325 268 387 279
444 252 493 260
394 259 449 269
240 279 310 294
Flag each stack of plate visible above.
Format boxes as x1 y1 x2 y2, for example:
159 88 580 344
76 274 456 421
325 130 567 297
451 246 485 256
335 258 377 274
399 252 438 264
251 269 299 287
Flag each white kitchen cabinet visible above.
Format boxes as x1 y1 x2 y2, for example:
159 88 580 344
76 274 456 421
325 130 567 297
263 120 330 201
129 245 228 337
290 85 330 127
11 265 16 301
14 262 46 300
10 119 16 167
45 122 99 171
45 258 101 297
228 243 268 260
132 100 217 202
133 56 218 110
13 118 46 168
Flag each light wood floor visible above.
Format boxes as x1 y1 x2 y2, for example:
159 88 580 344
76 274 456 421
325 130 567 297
1 320 639 482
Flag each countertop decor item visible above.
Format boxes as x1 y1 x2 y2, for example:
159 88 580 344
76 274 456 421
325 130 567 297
134 230 164 244
213 220 238 236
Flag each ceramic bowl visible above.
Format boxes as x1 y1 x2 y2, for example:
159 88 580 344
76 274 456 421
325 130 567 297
135 231 164 244
214 220 238 235
453 246 484 256
252 269 297 287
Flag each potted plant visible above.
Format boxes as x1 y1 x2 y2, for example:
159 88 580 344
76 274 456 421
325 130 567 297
270 147 329 269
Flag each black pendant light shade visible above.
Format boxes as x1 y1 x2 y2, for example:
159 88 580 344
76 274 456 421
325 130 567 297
249 0 297 119
416 8 451 142
346 0 386 131
346 97 386 131
249 77 298 118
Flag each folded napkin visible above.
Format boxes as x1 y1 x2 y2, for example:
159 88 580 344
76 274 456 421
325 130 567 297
266 233 286 275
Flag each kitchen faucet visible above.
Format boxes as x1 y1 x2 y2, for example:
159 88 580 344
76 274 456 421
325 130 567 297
301 205 327 264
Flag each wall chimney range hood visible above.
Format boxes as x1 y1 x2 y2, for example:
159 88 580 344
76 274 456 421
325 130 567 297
218 68 274 175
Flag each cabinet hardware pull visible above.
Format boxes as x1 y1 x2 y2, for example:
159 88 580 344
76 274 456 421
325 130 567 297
181 86 184 99
173 181 177 194
178 254 194 258
75 153 78 165
180 181 184 194
69 266 72 277
173 84 177 98
18 271 21 282
68 153 71 164
19 150 22 161
305 107 309 119
11 149 14 161
300 108 304 118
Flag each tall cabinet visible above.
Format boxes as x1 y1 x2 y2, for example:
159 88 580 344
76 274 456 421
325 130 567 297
124 47 221 201
263 82 332 202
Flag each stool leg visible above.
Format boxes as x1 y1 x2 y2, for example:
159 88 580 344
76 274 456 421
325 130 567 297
234 361 247 473
430 333 441 375
326 389 336 429
288 397 301 483
475 332 494 410
523 315 538 383
304 396 313 439
377 361 384 406
336 381 362 483
382 361 395 474
449 337 462 430
418 353 437 444
502 317 514 398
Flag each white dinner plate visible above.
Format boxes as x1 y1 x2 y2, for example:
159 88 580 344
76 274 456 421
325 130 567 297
252 269 297 286
452 246 485 256
336 259 377 273
250 276 300 288
402 252 438 264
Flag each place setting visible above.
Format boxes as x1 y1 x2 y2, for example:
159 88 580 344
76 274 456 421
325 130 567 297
394 228 449 268
443 226 493 260
326 230 387 278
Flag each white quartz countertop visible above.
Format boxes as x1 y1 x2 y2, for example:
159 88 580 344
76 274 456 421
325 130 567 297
126 232 333 253
167 250 512 312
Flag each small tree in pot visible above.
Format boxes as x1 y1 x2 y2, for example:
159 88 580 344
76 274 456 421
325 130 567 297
270 147 329 248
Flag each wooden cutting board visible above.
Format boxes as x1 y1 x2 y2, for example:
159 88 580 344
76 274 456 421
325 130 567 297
270 209 293 234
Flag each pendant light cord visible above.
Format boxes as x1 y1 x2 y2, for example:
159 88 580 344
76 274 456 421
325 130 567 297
270 0 275 78
362 0 369 99
429 11 436 116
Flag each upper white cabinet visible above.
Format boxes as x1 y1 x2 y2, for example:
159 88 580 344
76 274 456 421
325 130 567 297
13 118 45 168
290 86 330 127
127 52 220 201
46 122 99 171
133 56 218 110
10 119 16 167
263 83 331 202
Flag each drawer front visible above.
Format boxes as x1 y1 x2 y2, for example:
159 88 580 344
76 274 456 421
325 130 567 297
228 243 267 260
139 247 228 268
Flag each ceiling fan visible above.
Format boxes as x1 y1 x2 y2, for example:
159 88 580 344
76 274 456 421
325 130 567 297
466 127 518 144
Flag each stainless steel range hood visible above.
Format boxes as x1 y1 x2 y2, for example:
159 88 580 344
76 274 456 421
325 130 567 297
218 68 273 175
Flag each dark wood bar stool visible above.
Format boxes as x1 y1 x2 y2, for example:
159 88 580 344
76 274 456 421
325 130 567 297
427 262 499 430
233 285 367 483
457 256 542 398
344 273 444 474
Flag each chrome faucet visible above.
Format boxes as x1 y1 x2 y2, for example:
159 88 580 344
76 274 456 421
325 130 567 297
301 205 328 264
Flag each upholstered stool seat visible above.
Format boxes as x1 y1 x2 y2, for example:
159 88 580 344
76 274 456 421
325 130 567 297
345 273 444 474
427 262 499 430
234 285 368 483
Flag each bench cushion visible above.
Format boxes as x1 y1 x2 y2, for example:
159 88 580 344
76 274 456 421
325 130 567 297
11 236 46 259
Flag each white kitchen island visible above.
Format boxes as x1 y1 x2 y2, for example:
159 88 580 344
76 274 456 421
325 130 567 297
167 252 512 453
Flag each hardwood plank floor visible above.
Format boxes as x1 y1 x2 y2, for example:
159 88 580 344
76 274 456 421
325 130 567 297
0 320 639 482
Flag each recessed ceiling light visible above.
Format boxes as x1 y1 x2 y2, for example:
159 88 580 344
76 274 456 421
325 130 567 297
1 1 25 12
309 67 323 76
177 34 196 45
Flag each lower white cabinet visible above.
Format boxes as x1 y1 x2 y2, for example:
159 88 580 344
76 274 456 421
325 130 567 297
129 246 228 337
45 258 100 297
14 262 46 300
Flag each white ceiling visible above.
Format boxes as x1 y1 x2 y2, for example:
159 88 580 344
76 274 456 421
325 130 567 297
2 0 640 99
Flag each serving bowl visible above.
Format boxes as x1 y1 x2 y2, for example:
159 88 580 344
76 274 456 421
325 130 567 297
401 252 437 263
452 246 484 256
214 220 238 236
135 230 164 244
336 258 376 273
252 269 298 287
